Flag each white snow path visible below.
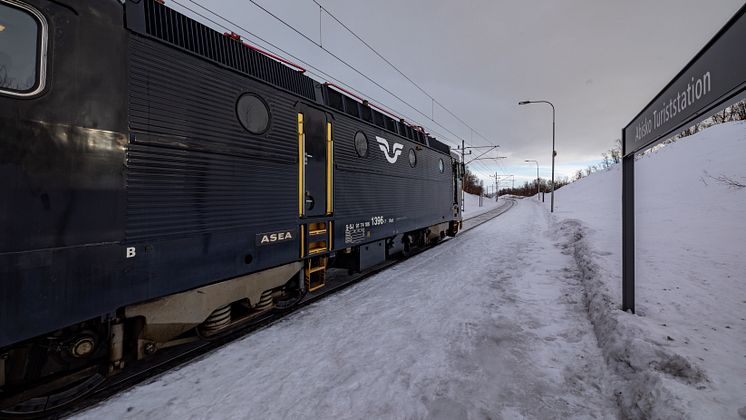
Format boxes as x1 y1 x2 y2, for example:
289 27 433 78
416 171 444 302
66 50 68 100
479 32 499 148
75 199 619 420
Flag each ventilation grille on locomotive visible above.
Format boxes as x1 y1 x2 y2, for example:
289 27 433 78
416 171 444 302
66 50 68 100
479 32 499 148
322 84 452 154
127 0 316 100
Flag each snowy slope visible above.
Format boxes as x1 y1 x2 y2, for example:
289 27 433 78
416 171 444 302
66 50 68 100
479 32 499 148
549 121 746 419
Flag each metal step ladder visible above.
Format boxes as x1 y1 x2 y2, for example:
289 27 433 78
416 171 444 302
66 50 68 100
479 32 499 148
301 221 331 292
305 256 328 292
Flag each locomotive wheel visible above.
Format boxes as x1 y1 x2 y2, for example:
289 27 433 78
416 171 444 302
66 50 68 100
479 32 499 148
0 365 106 418
401 235 413 258
273 288 307 312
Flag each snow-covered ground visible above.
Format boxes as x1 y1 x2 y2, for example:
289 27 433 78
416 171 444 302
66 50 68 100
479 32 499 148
74 123 745 420
75 199 620 419
548 121 746 419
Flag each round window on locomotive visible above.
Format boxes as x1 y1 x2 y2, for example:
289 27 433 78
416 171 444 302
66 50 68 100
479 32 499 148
438 158 444 173
354 131 368 157
236 93 270 134
408 148 417 168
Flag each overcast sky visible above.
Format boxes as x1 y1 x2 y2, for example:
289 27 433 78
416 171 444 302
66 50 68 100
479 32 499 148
172 0 744 186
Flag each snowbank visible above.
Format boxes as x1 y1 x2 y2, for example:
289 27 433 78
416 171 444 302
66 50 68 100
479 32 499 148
549 121 746 419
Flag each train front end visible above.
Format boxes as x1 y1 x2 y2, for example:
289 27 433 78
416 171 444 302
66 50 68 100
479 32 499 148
0 0 129 413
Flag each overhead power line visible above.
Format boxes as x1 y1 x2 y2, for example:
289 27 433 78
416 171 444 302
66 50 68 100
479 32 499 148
175 0 485 153
173 0 500 177
245 0 496 148
313 0 495 146
248 0 320 47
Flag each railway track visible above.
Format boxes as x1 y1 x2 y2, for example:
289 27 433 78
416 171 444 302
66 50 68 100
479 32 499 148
461 198 515 232
23 198 516 420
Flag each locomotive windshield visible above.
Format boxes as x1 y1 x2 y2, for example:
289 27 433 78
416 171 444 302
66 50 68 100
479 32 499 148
0 0 45 95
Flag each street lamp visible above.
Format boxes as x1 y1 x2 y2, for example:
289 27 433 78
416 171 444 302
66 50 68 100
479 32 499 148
524 159 540 201
519 100 556 212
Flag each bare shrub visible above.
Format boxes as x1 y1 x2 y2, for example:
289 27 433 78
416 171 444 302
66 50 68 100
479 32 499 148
703 170 745 190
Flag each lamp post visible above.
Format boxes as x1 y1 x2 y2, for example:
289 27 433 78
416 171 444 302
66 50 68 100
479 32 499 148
519 100 556 212
524 159 540 201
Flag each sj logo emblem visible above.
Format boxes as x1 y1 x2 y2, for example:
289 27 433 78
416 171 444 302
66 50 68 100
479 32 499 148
376 136 403 164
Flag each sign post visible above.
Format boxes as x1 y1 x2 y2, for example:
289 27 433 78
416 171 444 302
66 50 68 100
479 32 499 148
621 4 746 313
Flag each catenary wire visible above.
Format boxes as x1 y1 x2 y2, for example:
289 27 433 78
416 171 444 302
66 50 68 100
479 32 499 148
176 0 482 152
312 0 496 146
245 0 498 148
173 0 498 181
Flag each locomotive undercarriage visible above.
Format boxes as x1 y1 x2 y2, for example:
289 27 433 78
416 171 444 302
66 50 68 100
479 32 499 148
0 224 454 416
0 261 304 416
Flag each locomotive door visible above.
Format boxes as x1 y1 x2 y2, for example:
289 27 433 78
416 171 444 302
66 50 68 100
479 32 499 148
297 107 332 218
298 106 333 289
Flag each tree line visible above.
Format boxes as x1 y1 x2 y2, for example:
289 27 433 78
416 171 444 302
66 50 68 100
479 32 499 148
497 177 571 198
574 98 746 181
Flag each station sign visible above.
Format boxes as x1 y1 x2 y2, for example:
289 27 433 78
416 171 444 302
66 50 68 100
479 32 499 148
621 4 746 313
623 7 746 155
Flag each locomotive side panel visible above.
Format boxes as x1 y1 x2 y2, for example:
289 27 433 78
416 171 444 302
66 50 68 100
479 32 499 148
0 0 129 347
0 0 128 252
124 35 301 298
